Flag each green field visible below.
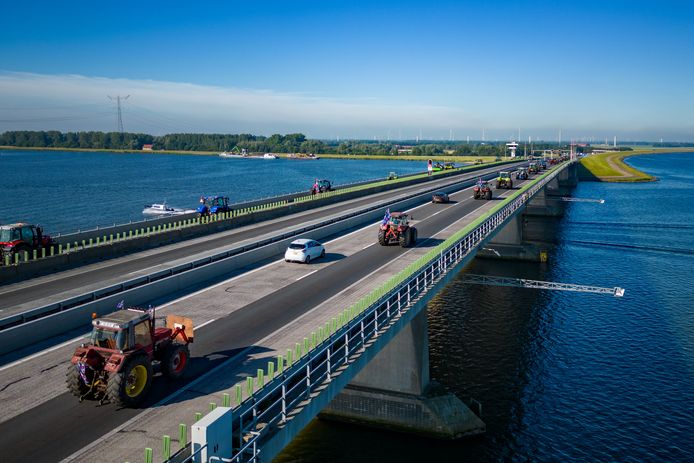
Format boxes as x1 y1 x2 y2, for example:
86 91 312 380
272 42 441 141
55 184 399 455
579 148 694 182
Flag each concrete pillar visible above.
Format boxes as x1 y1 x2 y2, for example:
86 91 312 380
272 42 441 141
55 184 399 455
320 311 485 439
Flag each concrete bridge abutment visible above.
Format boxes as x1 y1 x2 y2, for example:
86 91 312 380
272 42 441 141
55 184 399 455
320 310 485 439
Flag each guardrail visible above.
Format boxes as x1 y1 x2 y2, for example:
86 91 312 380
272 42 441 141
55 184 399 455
161 162 570 463
0 164 519 354
1 160 520 271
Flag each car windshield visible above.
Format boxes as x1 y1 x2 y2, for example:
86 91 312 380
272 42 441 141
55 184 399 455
289 243 306 250
89 327 127 350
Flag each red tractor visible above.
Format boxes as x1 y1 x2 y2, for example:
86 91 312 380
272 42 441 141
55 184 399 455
67 306 194 407
378 212 417 247
473 180 493 200
0 223 52 261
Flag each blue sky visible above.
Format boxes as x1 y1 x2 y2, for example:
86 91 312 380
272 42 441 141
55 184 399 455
1 0 692 141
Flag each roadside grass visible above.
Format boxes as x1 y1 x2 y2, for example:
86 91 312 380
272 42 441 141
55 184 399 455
580 148 694 182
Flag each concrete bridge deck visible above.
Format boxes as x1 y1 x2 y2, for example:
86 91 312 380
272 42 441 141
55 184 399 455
0 163 512 328
0 172 539 462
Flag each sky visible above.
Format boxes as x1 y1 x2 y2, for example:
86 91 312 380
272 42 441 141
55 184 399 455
1 0 693 141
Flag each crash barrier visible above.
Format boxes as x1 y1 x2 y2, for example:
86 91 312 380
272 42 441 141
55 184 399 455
0 160 521 277
0 165 516 355
158 163 570 463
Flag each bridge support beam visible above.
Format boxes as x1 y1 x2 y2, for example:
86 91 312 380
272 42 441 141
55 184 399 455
478 179 573 262
320 310 485 439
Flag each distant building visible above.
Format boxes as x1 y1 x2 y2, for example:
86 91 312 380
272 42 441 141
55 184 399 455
142 144 153 151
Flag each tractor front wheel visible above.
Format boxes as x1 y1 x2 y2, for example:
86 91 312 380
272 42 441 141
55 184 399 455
107 354 153 407
162 344 190 380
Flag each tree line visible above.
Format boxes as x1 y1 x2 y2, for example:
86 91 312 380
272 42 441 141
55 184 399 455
0 130 595 156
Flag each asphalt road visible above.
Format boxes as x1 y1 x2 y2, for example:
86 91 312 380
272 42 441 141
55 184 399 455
0 164 515 313
0 171 535 462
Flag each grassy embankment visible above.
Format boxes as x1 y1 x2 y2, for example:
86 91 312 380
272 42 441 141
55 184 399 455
579 148 694 182
0 145 498 163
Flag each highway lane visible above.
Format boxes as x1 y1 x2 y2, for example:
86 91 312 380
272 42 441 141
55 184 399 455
0 164 517 314
0 174 536 462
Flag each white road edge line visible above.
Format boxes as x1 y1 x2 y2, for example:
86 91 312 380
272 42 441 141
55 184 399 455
60 203 483 463
2 177 477 370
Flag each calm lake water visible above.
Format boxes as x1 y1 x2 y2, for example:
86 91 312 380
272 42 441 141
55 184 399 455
276 152 694 462
0 150 427 234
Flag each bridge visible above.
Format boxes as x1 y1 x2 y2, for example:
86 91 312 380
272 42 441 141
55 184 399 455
0 160 579 462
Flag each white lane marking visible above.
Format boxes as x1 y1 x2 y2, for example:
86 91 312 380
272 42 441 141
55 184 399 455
127 264 164 275
196 318 216 330
296 269 318 281
60 203 483 463
0 335 85 372
8 175 493 369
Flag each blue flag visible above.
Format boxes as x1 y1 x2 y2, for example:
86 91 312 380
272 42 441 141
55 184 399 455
116 300 124 310
381 208 391 225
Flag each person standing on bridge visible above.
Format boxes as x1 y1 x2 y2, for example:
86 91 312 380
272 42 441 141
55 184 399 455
427 159 433 176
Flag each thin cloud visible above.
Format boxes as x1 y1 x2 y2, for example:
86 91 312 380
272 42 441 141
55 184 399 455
0 71 476 137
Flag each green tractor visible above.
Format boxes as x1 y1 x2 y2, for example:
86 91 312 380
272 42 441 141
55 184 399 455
496 171 513 189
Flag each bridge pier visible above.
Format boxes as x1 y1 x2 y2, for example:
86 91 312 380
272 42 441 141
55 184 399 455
320 310 485 439
478 179 573 262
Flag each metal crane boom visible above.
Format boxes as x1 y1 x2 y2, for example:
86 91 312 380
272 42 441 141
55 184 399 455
461 274 625 297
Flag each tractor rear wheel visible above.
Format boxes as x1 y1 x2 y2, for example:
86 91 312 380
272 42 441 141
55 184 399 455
66 363 89 398
473 191 480 200
378 229 387 246
409 228 418 247
509 180 513 188
485 190 492 200
107 354 152 407
162 344 190 380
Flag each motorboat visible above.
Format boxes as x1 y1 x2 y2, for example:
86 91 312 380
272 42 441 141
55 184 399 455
142 203 196 216
262 153 278 159
219 151 245 158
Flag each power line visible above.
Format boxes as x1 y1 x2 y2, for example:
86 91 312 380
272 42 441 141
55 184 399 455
107 95 130 133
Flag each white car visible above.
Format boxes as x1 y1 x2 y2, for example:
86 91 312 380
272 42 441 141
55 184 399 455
284 238 325 264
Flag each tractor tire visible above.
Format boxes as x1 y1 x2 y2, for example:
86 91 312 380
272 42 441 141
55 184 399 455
473 191 480 200
161 344 190 380
410 228 418 246
378 229 388 246
509 180 513 188
399 230 408 247
485 190 492 200
66 363 90 398
107 354 153 407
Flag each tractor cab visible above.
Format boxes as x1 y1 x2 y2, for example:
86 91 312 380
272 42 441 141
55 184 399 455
197 195 231 216
311 179 332 194
89 308 155 352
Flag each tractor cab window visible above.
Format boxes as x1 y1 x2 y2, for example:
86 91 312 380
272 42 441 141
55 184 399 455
134 319 152 347
90 328 127 350
0 229 15 242
20 227 34 243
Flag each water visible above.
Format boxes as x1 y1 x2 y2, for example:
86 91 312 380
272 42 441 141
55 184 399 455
0 150 426 234
276 152 694 462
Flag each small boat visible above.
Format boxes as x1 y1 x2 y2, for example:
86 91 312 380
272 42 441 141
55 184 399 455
263 153 278 159
287 153 320 160
219 151 245 158
143 203 196 216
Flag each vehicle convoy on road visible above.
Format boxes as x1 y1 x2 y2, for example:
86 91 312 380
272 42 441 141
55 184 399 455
473 179 493 200
496 171 513 189
432 191 450 203
310 179 332 194
378 211 417 247
285 238 325 263
197 195 232 216
0 222 52 261
515 167 529 180
67 306 194 407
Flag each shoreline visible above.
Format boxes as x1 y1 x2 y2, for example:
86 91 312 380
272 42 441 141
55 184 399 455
579 148 694 182
0 145 497 163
